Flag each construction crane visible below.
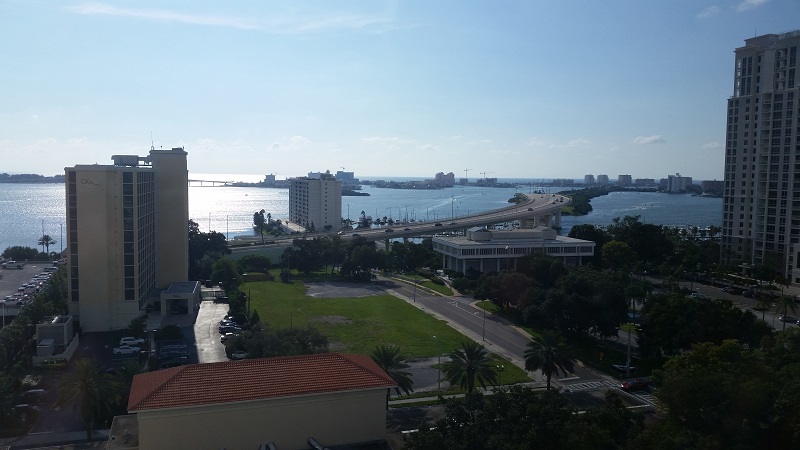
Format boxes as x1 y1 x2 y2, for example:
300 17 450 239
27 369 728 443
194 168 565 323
464 168 472 179
480 171 494 179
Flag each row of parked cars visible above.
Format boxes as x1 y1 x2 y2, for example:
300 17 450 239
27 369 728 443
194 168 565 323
2 267 57 308
219 315 247 360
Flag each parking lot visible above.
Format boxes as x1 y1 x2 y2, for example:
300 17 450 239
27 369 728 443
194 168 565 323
0 262 57 320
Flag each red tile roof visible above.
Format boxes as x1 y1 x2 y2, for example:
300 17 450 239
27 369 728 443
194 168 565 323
128 353 396 412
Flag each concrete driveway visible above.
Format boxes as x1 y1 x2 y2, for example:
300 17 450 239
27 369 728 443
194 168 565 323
194 300 230 363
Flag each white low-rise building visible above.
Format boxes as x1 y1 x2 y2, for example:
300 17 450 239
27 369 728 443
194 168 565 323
433 227 595 274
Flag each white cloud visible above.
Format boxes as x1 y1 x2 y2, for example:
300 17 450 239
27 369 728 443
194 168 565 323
525 137 547 147
736 0 768 12
696 6 721 18
564 139 589 147
67 137 88 145
67 3 400 34
632 135 665 145
417 144 438 152
36 138 58 145
68 3 259 29
702 141 721 149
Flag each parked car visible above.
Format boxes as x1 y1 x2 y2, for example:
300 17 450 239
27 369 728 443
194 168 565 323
434 223 443 227
113 345 140 355
384 228 394 233
611 364 636 374
219 325 243 334
779 315 798 323
619 378 650 391
159 357 190 368
40 358 68 368
21 389 47 403
220 333 236 343
160 350 189 359
229 350 248 360
160 344 187 351
119 336 145 346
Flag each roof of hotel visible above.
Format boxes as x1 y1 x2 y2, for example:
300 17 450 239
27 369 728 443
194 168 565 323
128 353 396 412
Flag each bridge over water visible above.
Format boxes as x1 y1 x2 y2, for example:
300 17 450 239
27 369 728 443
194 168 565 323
230 193 569 256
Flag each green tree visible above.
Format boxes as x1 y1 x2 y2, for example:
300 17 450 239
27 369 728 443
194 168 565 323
210 257 243 292
441 341 497 393
601 240 637 271
642 340 782 449
524 330 574 390
56 358 120 440
774 290 798 332
369 344 414 409
37 234 56 254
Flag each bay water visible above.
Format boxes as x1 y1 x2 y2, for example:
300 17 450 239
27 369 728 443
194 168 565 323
0 180 722 251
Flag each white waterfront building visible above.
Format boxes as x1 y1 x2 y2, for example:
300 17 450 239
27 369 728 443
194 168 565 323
65 148 190 332
289 171 343 232
721 30 800 284
432 227 595 274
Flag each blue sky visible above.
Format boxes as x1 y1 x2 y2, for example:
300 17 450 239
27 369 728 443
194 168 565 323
1 1 797 181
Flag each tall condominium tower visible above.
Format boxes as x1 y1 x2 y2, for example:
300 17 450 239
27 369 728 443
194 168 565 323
289 171 343 232
65 148 189 332
722 31 799 283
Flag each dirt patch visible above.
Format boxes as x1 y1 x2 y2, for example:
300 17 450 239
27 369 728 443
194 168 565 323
305 281 386 298
309 315 353 325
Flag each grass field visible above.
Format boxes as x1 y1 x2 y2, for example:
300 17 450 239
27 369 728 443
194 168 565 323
244 278 466 357
241 274 531 385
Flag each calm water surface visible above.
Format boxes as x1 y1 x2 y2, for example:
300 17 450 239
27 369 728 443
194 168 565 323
0 182 722 250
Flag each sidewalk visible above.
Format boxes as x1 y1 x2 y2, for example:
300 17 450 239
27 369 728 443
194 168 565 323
388 381 547 407
0 430 108 449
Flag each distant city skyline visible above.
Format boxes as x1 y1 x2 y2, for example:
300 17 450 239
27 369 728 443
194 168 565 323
1 1 797 179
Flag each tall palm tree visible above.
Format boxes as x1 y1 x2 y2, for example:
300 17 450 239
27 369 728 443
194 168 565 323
369 344 414 409
441 341 497 393
524 330 574 390
56 358 120 440
37 234 55 254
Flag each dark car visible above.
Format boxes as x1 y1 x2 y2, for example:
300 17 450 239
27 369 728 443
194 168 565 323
434 223 443 227
160 356 190 368
611 364 636 374
384 228 394 233
779 315 798 323
219 325 243 334
403 228 411 231
620 378 650 391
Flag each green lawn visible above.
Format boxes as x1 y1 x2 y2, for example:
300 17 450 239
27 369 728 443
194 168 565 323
241 274 531 385
243 278 464 357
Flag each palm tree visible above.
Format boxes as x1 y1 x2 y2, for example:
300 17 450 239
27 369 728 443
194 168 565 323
56 358 120 440
369 344 414 409
441 341 497 393
774 292 798 332
524 330 574 390
37 234 55 254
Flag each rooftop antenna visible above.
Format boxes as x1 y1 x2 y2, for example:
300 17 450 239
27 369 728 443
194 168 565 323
150 131 155 150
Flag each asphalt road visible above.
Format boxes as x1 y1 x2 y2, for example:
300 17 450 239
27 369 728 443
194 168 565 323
379 276 606 390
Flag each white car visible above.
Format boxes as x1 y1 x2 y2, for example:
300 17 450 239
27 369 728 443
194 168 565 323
119 337 145 346
113 345 140 355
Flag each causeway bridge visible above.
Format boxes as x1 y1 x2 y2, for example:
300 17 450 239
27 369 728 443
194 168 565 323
230 193 569 255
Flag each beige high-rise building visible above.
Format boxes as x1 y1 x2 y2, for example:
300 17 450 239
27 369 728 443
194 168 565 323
289 171 342 232
65 148 189 332
722 31 799 283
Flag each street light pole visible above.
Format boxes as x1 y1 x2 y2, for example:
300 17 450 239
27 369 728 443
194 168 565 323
482 307 486 341
434 335 441 393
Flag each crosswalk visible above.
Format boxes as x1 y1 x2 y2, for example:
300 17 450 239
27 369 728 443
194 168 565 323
561 380 657 406
562 380 617 392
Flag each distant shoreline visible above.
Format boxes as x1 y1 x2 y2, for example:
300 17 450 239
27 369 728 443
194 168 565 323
0 174 64 183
